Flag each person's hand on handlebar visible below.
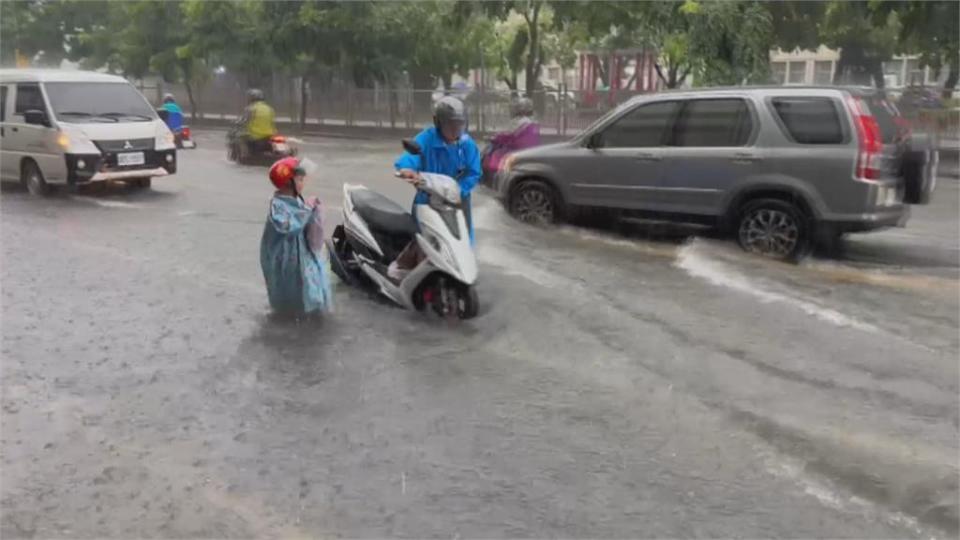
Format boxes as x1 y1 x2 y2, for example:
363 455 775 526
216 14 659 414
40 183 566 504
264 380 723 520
397 169 422 186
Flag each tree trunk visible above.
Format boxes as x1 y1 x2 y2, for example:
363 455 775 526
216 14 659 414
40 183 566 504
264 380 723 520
411 68 434 124
870 58 885 90
524 1 542 97
943 57 958 99
184 79 198 121
299 76 309 132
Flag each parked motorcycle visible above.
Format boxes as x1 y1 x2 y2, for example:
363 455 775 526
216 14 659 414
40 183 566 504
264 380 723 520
327 140 479 319
226 125 298 165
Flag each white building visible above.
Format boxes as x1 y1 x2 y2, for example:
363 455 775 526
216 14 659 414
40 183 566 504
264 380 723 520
769 46 949 88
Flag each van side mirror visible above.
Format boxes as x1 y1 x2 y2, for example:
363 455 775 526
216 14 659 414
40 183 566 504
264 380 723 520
585 132 603 150
23 109 49 127
156 108 170 122
402 139 422 155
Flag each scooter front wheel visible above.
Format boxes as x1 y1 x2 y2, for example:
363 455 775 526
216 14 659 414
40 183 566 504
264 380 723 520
430 278 478 320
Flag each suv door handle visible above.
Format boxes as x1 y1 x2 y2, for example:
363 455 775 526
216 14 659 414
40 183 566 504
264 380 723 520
634 153 662 162
732 152 761 163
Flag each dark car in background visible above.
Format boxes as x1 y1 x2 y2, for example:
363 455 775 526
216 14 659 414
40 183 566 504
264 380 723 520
495 86 937 261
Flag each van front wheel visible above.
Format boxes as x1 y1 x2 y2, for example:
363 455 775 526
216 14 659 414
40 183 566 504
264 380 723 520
21 160 50 197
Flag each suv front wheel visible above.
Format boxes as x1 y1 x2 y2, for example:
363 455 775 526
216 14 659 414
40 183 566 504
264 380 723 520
509 179 562 225
736 198 811 262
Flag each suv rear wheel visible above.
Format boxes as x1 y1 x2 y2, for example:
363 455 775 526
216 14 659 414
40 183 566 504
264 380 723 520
509 179 561 225
736 198 811 262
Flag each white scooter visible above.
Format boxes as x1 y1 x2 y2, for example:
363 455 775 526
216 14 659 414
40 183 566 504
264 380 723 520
327 140 479 319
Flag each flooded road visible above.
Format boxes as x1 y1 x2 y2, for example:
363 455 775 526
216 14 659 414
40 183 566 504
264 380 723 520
2 131 957 538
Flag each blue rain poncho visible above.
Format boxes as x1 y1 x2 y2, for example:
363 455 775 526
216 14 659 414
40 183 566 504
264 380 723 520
394 126 482 244
260 195 333 314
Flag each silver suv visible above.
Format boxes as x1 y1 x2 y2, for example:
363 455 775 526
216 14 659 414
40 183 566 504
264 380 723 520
494 86 937 260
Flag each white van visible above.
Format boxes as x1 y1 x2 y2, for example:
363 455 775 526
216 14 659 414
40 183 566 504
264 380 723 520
0 69 177 195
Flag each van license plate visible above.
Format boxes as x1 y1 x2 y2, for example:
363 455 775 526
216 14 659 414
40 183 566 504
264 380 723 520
118 152 145 166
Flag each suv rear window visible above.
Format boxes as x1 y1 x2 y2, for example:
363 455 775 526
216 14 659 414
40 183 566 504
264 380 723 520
771 97 844 144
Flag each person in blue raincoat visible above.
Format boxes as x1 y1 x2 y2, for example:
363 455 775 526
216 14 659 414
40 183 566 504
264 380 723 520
260 157 333 316
160 94 183 133
395 96 481 244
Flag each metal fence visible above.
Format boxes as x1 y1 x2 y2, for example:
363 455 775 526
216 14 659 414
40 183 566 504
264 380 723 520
159 80 959 140
159 80 655 137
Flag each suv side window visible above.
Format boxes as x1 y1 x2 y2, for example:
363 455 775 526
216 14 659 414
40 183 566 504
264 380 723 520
14 83 46 116
771 97 845 144
1 86 7 121
600 101 679 148
673 98 753 147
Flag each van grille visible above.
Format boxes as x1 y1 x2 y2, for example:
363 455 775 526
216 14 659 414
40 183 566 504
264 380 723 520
93 138 154 152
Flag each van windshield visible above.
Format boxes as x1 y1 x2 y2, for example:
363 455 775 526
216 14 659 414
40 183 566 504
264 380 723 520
44 82 156 123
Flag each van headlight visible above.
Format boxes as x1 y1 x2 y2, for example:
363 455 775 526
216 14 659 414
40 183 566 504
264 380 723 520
155 123 176 150
57 126 97 153
57 132 71 150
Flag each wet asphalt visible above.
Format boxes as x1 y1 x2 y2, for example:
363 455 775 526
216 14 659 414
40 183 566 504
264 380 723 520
2 130 958 539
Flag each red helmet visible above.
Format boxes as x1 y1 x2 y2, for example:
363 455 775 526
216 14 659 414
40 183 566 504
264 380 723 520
268 157 302 190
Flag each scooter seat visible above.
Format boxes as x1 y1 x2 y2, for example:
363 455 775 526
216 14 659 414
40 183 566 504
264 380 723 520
351 189 417 236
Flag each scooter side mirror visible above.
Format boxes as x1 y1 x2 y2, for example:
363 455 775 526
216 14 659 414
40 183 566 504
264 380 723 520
402 139 422 155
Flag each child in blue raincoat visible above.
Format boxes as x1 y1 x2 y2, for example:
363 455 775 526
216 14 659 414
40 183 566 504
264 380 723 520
260 157 333 316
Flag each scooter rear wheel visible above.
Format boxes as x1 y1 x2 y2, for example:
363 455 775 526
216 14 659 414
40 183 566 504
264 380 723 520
328 225 367 286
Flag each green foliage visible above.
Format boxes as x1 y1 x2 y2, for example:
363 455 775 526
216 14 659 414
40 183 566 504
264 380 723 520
5 0 956 97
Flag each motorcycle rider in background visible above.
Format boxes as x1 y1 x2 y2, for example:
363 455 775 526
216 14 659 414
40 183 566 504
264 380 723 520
238 88 277 160
482 96 540 184
161 93 184 134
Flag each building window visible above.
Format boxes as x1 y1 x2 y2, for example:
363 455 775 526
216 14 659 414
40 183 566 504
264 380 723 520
906 58 923 86
883 59 903 88
813 61 833 85
787 61 807 84
548 67 561 81
771 62 787 85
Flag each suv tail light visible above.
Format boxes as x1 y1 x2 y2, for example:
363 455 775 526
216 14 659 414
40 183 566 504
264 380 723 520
846 95 883 180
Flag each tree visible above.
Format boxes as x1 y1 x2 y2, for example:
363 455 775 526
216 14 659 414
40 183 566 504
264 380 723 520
1 0 109 67
771 1 900 88
554 1 773 89
470 0 553 96
821 1 900 87
875 0 960 97
686 1 773 86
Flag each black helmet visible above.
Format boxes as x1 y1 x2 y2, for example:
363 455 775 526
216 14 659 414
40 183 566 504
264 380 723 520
433 96 466 134
510 96 534 117
247 88 264 102
162 93 176 104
